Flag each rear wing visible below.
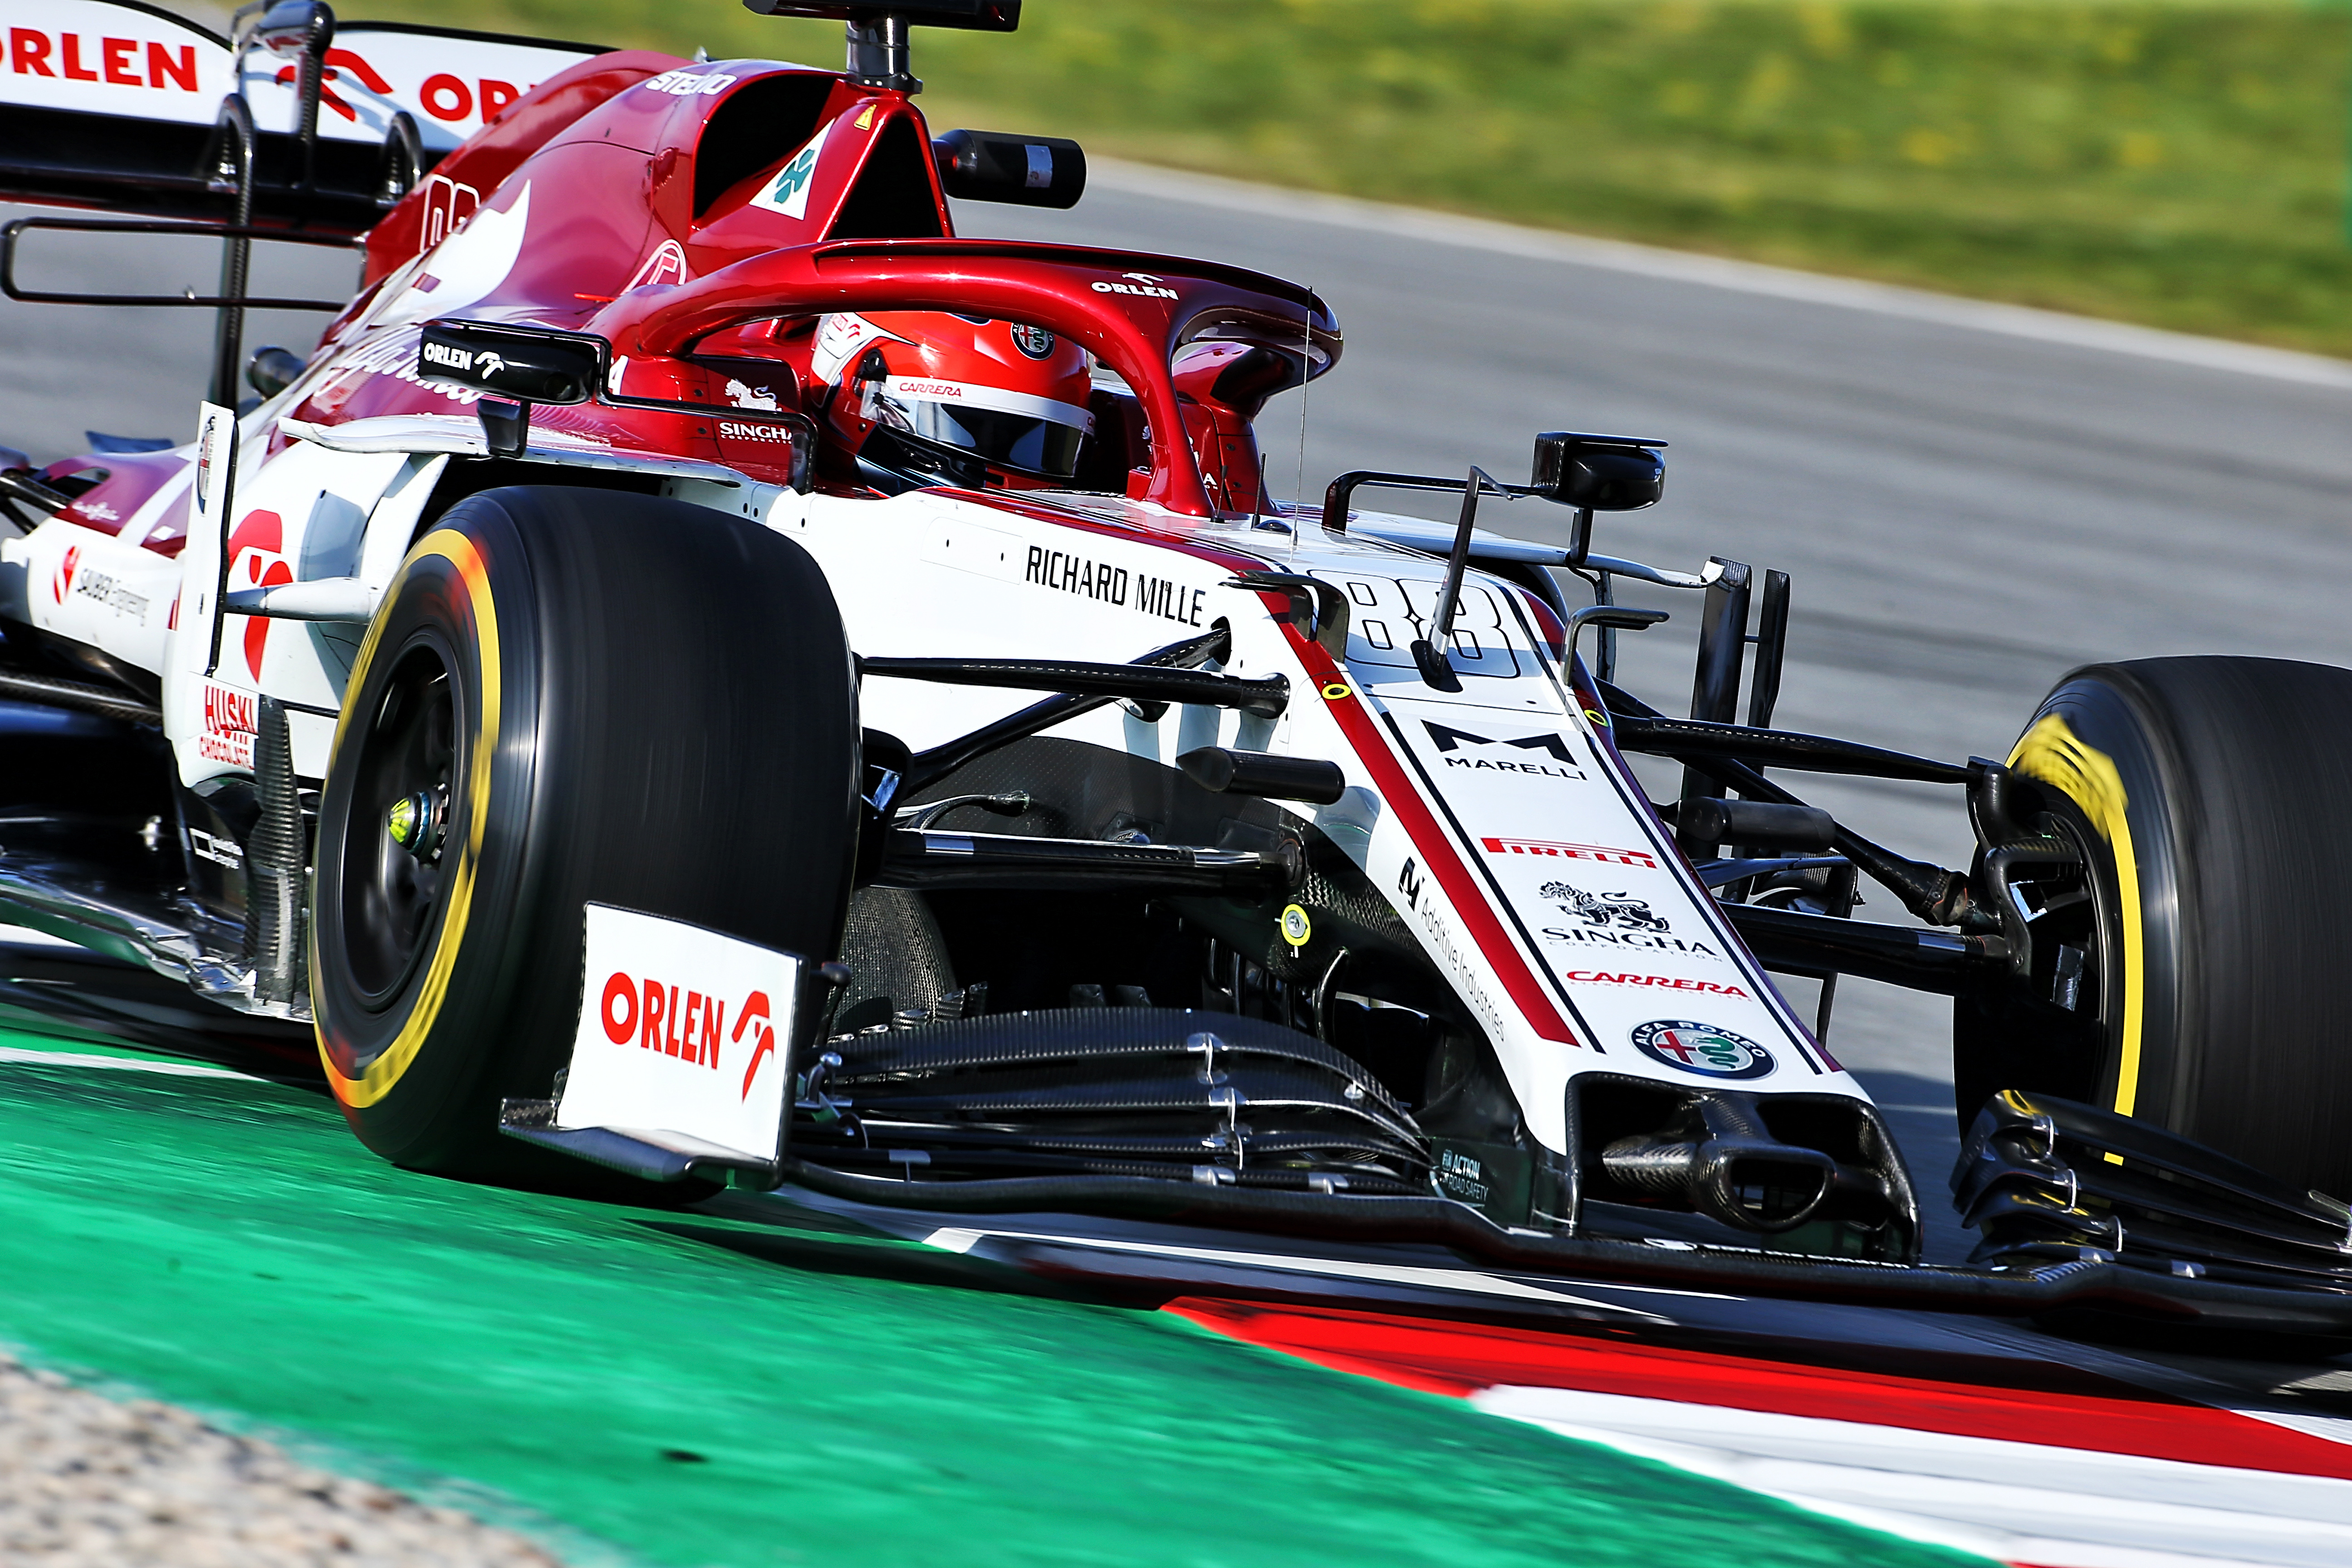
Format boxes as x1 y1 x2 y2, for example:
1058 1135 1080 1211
0 2 607 230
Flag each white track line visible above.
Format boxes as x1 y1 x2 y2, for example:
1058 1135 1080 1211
1088 159 2352 392
0 1045 256 1080
1475 1383 2352 1568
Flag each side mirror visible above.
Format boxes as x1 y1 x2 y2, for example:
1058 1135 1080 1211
246 345 305 400
1532 431 1666 511
417 320 602 406
932 129 1086 209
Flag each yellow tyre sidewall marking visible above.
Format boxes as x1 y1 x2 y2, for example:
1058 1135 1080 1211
2008 713 2144 1121
316 529 500 1108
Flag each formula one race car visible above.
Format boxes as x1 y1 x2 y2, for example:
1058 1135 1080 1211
5 0 2352 1333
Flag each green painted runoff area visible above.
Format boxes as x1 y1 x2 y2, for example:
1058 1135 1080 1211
0 1025 1981 1568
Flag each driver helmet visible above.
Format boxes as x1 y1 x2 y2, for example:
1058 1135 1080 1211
810 311 1094 485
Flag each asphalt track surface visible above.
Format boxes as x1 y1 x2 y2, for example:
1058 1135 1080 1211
5 177 2352 1563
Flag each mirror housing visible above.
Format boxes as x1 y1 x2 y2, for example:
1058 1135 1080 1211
933 129 1086 209
246 345 305 400
1532 430 1666 511
417 320 602 406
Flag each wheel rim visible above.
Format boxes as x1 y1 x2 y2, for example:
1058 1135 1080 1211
340 637 463 1007
1993 799 2112 1097
2026 808 2107 1028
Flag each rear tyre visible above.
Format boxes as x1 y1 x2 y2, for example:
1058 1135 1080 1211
1956 657 2352 1197
311 487 860 1178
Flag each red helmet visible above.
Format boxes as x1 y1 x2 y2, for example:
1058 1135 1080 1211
811 311 1094 485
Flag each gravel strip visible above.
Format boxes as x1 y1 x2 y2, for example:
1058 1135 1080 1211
0 1356 562 1566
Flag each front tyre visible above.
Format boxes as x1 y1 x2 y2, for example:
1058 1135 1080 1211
1957 657 2352 1197
312 487 860 1176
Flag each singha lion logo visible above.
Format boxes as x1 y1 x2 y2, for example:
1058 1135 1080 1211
1540 882 1670 931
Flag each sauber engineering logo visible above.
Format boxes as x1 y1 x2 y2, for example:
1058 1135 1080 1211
598 970 778 1100
71 565 150 624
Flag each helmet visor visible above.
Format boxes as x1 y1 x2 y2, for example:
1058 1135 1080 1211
906 400 1087 479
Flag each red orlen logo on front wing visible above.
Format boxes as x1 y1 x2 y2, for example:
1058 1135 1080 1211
51 544 78 604
598 972 777 1100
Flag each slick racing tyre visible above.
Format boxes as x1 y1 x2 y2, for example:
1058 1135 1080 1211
312 487 860 1178
1955 657 2352 1197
